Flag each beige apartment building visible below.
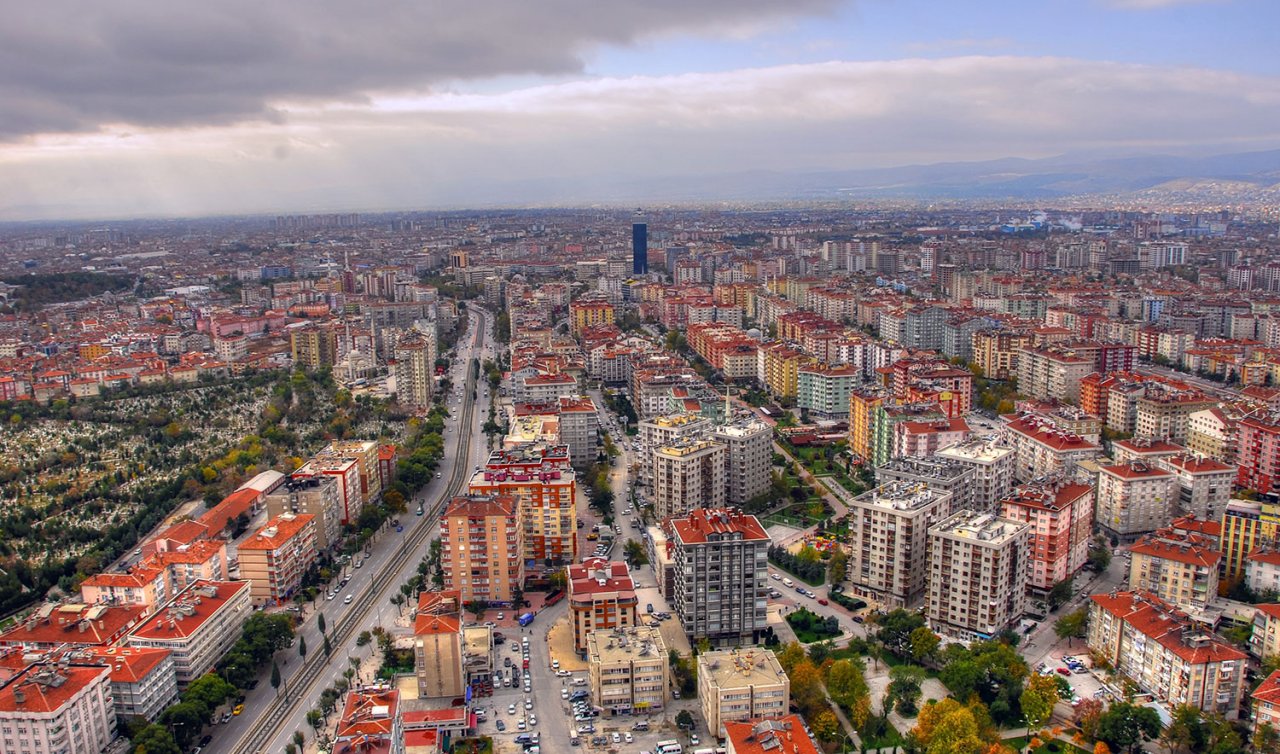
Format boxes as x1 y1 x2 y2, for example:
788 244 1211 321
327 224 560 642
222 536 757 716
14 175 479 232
697 648 790 738
1128 528 1220 613
1017 345 1093 404
936 438 1016 510
265 474 343 550
714 418 772 506
586 625 668 716
1089 591 1245 718
652 438 727 520
1096 462 1178 542
237 512 317 606
846 482 954 608
926 509 1030 640
440 494 523 604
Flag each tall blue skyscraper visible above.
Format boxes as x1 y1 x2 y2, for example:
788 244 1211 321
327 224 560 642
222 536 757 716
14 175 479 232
632 210 648 276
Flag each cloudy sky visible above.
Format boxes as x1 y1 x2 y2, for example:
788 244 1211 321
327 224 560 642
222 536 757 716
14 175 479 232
1 0 1276 220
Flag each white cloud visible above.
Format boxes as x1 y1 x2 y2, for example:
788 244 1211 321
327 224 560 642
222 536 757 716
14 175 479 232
2 55 1278 219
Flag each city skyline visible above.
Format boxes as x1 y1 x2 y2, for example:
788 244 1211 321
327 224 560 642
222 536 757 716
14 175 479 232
2 0 1277 221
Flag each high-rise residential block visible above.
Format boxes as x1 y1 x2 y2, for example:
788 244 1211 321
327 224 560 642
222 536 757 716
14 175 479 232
440 494 523 604
926 509 1030 640
237 512 317 606
714 418 772 506
936 438 1017 510
468 444 577 569
662 509 770 647
1129 528 1220 613
999 478 1094 593
875 457 975 514
394 329 435 410
846 482 954 609
652 439 727 520
1096 462 1178 542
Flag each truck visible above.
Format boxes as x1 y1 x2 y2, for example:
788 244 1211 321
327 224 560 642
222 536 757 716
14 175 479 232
518 612 535 627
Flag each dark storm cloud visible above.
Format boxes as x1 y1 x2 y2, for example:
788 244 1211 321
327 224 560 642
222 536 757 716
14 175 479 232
0 0 836 137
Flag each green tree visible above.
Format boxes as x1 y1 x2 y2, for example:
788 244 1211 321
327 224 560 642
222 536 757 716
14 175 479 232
157 702 205 749
271 661 282 692
183 673 235 716
1019 673 1061 730
1098 701 1162 754
874 608 926 658
1161 705 1207 754
323 634 332 657
828 548 849 585
131 724 182 754
1054 608 1089 647
318 613 326 634
676 710 694 729
298 635 307 660
1089 537 1113 572
886 665 926 716
937 640 1029 727
1255 722 1280 754
1047 577 1074 609
909 626 941 664
826 657 869 710
776 641 807 674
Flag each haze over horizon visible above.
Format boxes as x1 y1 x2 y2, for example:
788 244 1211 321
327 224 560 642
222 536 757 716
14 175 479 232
2 0 1278 221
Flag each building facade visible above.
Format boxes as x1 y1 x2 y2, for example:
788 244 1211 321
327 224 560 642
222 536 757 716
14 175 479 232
846 482 955 608
926 509 1030 640
586 625 667 716
662 509 770 647
439 495 523 604
568 559 638 655
697 648 790 738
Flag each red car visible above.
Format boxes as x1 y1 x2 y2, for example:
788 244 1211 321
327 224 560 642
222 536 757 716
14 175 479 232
1056 668 1071 676
523 659 530 669
817 598 829 606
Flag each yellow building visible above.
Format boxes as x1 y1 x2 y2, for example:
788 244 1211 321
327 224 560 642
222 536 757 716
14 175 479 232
971 329 1033 381
570 299 616 337
848 388 885 461
289 324 337 371
1221 498 1280 581
758 342 812 400
79 343 110 361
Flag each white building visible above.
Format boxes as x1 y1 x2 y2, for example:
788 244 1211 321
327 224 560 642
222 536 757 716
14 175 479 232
714 418 772 506
127 580 252 687
936 438 1017 510
0 663 114 754
926 509 1030 640
846 482 954 608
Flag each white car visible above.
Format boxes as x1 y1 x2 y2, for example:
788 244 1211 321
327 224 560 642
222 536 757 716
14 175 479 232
508 704 516 714
529 715 538 727
624 732 634 744
525 699 533 710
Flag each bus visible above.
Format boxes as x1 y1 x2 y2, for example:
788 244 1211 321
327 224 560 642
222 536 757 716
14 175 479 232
518 612 535 627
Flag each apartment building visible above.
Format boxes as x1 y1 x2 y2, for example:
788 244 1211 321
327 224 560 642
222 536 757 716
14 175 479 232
127 580 252 687
1004 414 1102 483
876 457 975 514
413 591 465 700
846 482 955 609
440 494 523 604
81 646 179 722
1165 455 1234 521
568 559 638 655
467 444 576 568
333 687 404 754
698 648 790 738
586 625 668 716
662 509 770 647
1135 390 1217 445
1088 591 1245 718
1017 345 1093 404
1128 528 1220 613
926 509 1030 640
1096 462 1178 542
393 329 436 410
1238 413 1280 494
972 329 1034 380
652 439 727 520
266 474 343 550
0 663 114 754
1246 550 1280 601
999 479 1094 593
0 604 146 651
936 438 1017 510
796 364 862 418
1251 604 1280 660
1186 407 1236 464
291 456 362 524
714 418 772 506
1222 498 1280 581
556 396 602 469
570 298 616 337
1252 670 1280 740
237 513 317 606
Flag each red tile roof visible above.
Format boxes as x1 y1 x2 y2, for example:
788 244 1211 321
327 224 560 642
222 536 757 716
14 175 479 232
0 604 146 648
237 514 314 551
1090 591 1245 665
129 581 249 641
1255 669 1280 705
81 646 171 684
724 715 821 754
0 664 111 713
667 508 769 545
1100 463 1174 481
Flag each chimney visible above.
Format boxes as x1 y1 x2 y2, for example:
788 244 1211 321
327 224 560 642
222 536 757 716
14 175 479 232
12 688 24 705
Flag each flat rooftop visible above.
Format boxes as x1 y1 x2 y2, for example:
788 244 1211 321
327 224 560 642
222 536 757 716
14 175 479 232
585 625 666 665
699 648 787 689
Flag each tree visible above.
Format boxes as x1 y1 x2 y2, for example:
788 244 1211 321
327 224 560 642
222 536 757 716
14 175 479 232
1020 674 1061 730
874 608 927 657
1255 722 1280 754
158 702 205 749
357 630 372 647
271 661 282 692
294 731 306 750
1093 744 1112 754
937 640 1028 727
1098 702 1162 754
131 724 182 754
1074 698 1105 741
910 698 997 754
828 548 849 585
811 709 841 742
323 634 332 658
1088 538 1112 572
183 673 235 715
1161 704 1206 753
318 613 326 634
789 659 828 717
909 626 941 665
298 635 307 660
1054 608 1089 647
777 641 807 674
1047 577 1074 609
676 710 694 729
886 665 926 716
826 658 869 711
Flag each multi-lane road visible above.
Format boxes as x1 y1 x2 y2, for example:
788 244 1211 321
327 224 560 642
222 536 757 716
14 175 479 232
206 308 492 754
